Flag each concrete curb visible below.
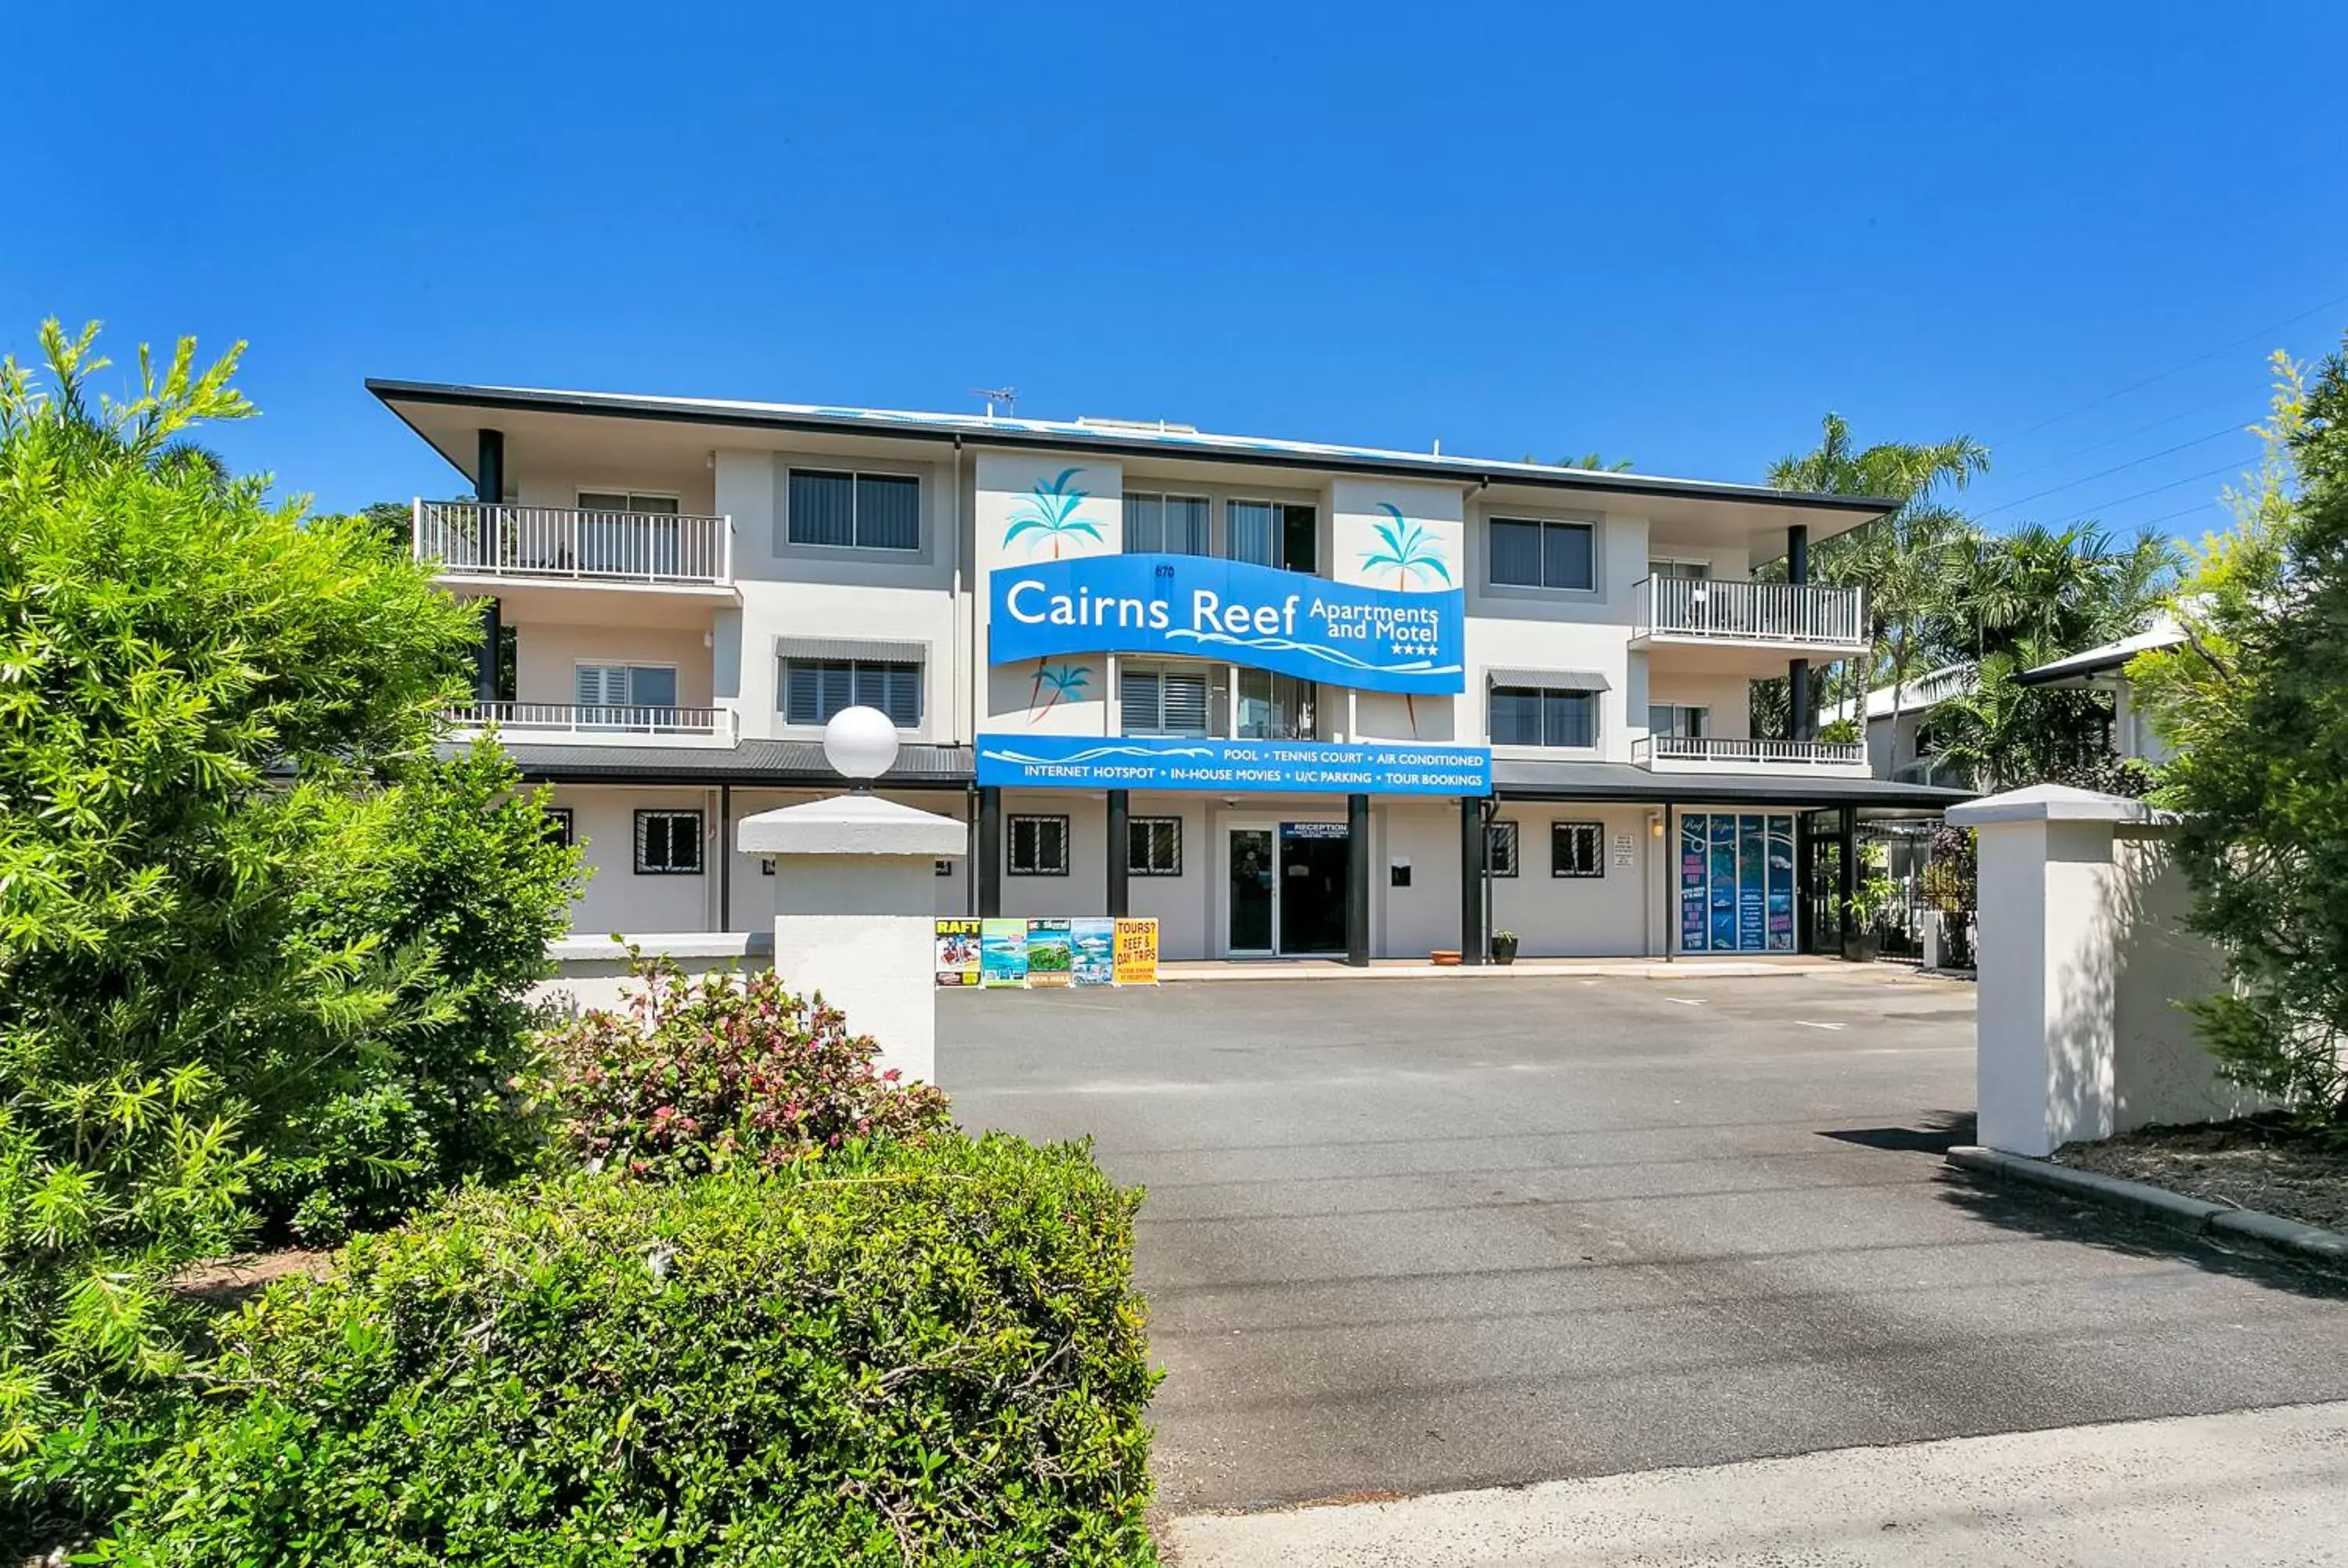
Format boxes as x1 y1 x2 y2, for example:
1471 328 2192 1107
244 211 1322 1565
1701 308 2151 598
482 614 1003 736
1946 1145 2348 1268
1158 962 1843 984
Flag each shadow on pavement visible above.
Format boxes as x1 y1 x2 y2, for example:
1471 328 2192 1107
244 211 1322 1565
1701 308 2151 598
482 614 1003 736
1818 1109 1978 1155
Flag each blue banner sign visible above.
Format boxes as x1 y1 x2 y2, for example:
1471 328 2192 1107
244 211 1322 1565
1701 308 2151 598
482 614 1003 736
975 733 1493 796
989 554 1466 695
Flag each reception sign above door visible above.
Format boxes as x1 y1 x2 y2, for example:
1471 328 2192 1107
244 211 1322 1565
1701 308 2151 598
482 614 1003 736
989 553 1467 695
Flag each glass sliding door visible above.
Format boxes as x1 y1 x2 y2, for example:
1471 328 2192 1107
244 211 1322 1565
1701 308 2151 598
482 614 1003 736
1227 828 1275 952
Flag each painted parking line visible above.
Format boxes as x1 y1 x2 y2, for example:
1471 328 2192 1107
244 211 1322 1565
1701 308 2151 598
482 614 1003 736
1796 1020 1847 1030
1666 998 1704 1007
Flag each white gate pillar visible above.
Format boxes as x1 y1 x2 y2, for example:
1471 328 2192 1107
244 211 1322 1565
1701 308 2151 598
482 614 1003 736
736 709 964 1087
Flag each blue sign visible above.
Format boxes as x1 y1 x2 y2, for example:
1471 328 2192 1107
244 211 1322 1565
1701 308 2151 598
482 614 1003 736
975 733 1492 796
989 554 1466 695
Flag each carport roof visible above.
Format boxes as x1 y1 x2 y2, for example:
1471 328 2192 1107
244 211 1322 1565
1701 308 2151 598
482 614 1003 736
1494 758 1974 810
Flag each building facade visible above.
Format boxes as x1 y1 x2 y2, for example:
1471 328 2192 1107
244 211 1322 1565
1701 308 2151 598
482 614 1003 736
372 380 1972 961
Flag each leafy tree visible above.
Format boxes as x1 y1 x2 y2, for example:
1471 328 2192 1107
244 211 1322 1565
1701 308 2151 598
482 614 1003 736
0 320 579 1540
2133 347 2348 1130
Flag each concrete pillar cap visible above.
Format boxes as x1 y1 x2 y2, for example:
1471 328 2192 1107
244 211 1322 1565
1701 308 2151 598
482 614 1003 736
1946 783 2175 829
737 794 967 858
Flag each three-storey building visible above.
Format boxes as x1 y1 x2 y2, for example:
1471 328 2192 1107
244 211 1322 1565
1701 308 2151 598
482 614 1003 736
372 379 1969 961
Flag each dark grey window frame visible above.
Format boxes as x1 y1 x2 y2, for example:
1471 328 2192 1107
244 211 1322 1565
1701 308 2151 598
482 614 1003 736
785 467 922 551
542 806 574 848
635 808 704 876
1486 820 1520 877
1551 821 1604 879
1008 814 1071 876
1489 685 1599 749
1128 816 1183 876
1488 516 1597 592
780 656 923 729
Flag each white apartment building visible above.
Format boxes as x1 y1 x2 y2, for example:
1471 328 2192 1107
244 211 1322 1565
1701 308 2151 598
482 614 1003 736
371 380 1972 962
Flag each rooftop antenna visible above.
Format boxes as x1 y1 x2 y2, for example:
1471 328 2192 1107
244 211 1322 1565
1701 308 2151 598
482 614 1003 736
971 386 1018 422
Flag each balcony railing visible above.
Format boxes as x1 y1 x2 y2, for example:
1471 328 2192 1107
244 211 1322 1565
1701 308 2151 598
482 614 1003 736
1634 576 1865 648
445 702 738 746
414 500 732 585
1633 735 1867 769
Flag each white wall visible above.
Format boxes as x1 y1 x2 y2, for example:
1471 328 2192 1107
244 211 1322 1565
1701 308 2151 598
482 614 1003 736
1126 796 1213 960
517 624 714 708
728 789 969 933
553 785 722 936
1647 669 1753 742
1374 801 1464 959
1463 502 1646 757
999 791 1111 923
1486 804 1658 956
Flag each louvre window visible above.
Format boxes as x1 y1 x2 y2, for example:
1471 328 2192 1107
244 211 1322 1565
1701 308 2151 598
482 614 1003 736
575 664 679 714
1120 665 1212 736
782 659 921 728
1124 492 1211 555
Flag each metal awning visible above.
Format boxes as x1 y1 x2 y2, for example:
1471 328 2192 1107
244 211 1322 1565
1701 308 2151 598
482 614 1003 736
1484 667 1612 692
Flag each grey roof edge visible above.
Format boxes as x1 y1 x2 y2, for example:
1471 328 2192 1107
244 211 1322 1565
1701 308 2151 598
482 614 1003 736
2011 647 2137 686
452 739 975 788
366 379 1897 517
1493 759 1975 810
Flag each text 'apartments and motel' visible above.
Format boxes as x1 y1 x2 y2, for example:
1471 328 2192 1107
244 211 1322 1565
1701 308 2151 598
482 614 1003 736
373 379 1970 963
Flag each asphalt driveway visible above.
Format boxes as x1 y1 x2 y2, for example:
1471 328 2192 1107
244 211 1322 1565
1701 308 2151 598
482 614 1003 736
940 973 2348 1510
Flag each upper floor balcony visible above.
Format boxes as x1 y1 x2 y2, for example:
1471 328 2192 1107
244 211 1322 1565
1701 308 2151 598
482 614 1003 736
1632 734 1870 775
443 700 740 749
413 500 736 599
1630 576 1867 669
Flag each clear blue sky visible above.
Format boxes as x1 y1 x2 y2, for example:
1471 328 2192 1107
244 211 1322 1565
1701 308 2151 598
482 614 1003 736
9 2 2346 537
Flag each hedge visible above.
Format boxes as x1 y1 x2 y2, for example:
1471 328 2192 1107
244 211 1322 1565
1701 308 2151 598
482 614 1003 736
96 1135 1159 1565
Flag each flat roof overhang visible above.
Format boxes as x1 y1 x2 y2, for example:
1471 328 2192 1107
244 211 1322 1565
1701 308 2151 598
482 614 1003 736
1493 759 1974 811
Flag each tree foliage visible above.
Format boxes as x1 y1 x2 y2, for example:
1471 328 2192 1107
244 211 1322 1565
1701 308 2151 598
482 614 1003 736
0 320 582 1540
2133 347 2348 1130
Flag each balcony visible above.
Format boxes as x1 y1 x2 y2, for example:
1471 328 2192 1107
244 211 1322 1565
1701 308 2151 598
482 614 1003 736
1633 735 1869 775
413 501 733 592
1630 576 1867 667
444 702 740 749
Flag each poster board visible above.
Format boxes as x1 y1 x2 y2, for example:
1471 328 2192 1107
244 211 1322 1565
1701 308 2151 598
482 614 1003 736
1025 919 1074 988
934 919 981 987
1112 918 1159 985
1071 919 1115 985
979 919 1029 987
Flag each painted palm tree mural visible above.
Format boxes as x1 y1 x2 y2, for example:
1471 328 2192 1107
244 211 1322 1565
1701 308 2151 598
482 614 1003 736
1359 504 1452 591
1358 503 1453 736
1004 467 1102 559
1028 660 1091 723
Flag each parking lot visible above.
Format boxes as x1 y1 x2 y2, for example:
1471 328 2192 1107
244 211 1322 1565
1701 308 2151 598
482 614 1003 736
942 973 2348 1510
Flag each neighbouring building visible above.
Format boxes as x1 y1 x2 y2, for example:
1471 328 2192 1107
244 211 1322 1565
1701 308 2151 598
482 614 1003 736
2012 613 2185 768
1828 663 1980 789
370 379 1972 962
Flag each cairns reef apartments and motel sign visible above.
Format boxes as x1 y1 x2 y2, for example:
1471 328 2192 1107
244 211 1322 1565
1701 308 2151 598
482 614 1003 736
978 541 1493 796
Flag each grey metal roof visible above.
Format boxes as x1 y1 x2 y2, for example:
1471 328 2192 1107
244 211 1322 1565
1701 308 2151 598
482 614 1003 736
1485 667 1612 692
448 739 974 787
368 378 1896 517
1493 758 1974 810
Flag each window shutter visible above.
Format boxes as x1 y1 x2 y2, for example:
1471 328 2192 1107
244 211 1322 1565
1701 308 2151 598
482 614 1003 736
1161 672 1210 735
576 665 621 708
1120 669 1161 732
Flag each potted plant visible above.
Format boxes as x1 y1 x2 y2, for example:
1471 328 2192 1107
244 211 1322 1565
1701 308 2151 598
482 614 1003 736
1843 876 1897 963
1490 930 1520 966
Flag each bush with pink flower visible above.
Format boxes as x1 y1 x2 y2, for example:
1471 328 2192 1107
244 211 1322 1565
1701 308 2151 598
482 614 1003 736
535 953 953 1181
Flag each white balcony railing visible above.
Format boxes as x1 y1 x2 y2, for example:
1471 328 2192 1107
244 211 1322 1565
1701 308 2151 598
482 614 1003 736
1633 735 1867 769
414 501 732 585
1634 576 1865 649
445 702 738 746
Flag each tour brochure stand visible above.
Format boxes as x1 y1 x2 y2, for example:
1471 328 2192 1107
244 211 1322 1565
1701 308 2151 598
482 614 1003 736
935 917 1158 988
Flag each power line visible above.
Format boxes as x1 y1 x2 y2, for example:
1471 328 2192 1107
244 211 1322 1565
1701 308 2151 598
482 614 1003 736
1986 389 2256 485
2053 457 2251 527
1986 284 2348 448
1972 423 2246 520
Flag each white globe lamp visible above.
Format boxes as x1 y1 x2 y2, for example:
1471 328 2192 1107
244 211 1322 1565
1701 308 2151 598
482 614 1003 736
823 705 899 792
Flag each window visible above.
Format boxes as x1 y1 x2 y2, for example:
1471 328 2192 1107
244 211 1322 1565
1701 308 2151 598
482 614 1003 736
576 664 679 714
542 807 574 848
1551 822 1604 879
577 491 681 574
635 809 704 875
1120 664 1212 736
1129 817 1182 876
786 469 921 550
1489 685 1597 748
1489 517 1595 590
1008 815 1069 876
1226 501 1315 570
1485 820 1520 877
1649 558 1711 580
1124 492 1210 555
782 658 921 728
1237 670 1313 739
1648 704 1709 739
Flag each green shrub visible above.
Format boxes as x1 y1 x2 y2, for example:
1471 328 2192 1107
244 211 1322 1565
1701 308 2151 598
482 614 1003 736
97 1136 1160 1565
535 957 952 1181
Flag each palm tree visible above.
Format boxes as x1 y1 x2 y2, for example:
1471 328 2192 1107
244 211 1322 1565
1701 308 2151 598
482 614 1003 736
1357 504 1452 592
1004 468 1101 559
1770 413 1990 732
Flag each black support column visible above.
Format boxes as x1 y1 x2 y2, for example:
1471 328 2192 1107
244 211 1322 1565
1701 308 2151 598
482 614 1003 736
1786 523 1812 742
1105 789 1130 919
1836 804 1859 955
1460 797 1486 965
1345 793 1370 967
474 429 506 703
977 787 1003 918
